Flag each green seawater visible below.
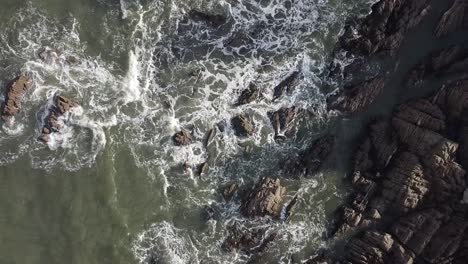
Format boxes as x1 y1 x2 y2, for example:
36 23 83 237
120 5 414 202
0 0 374 263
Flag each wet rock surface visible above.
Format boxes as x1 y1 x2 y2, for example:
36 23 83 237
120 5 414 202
2 75 32 121
272 71 301 101
240 177 286 218
40 95 78 143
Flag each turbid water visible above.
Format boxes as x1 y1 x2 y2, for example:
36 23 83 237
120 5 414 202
0 0 376 263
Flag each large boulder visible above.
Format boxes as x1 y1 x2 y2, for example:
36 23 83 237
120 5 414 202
240 177 286 218
2 75 32 121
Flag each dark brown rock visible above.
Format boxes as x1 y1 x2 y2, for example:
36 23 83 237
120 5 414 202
241 177 286 218
222 182 238 201
231 114 254 137
173 130 193 146
2 75 32 121
328 77 385 113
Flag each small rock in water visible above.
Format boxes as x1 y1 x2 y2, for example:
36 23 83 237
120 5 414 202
203 128 216 148
222 182 239 201
172 130 193 146
241 177 286 218
231 114 254 137
2 75 32 121
197 162 208 177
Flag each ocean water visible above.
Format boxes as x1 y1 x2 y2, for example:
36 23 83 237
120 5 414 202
0 0 375 263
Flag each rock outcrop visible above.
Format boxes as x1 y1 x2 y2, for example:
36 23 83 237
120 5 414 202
240 177 286 218
231 114 254 137
328 77 386 113
39 95 78 143
2 75 32 121
331 79 468 263
172 130 193 146
223 223 277 254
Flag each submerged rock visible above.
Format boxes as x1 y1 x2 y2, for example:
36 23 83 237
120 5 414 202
327 77 385 113
187 10 228 28
40 95 78 143
272 71 301 101
240 177 286 218
284 135 335 177
172 130 193 146
231 114 254 137
222 182 239 201
2 75 32 121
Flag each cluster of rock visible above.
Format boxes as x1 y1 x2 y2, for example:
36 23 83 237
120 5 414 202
39 95 78 143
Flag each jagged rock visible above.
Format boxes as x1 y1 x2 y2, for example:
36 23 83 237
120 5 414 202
339 0 431 56
268 107 299 141
231 114 254 137
173 130 193 146
284 135 335 176
40 95 78 143
241 177 286 218
236 83 260 106
2 75 32 121
223 223 277 254
328 77 385 113
272 71 301 101
435 0 468 38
